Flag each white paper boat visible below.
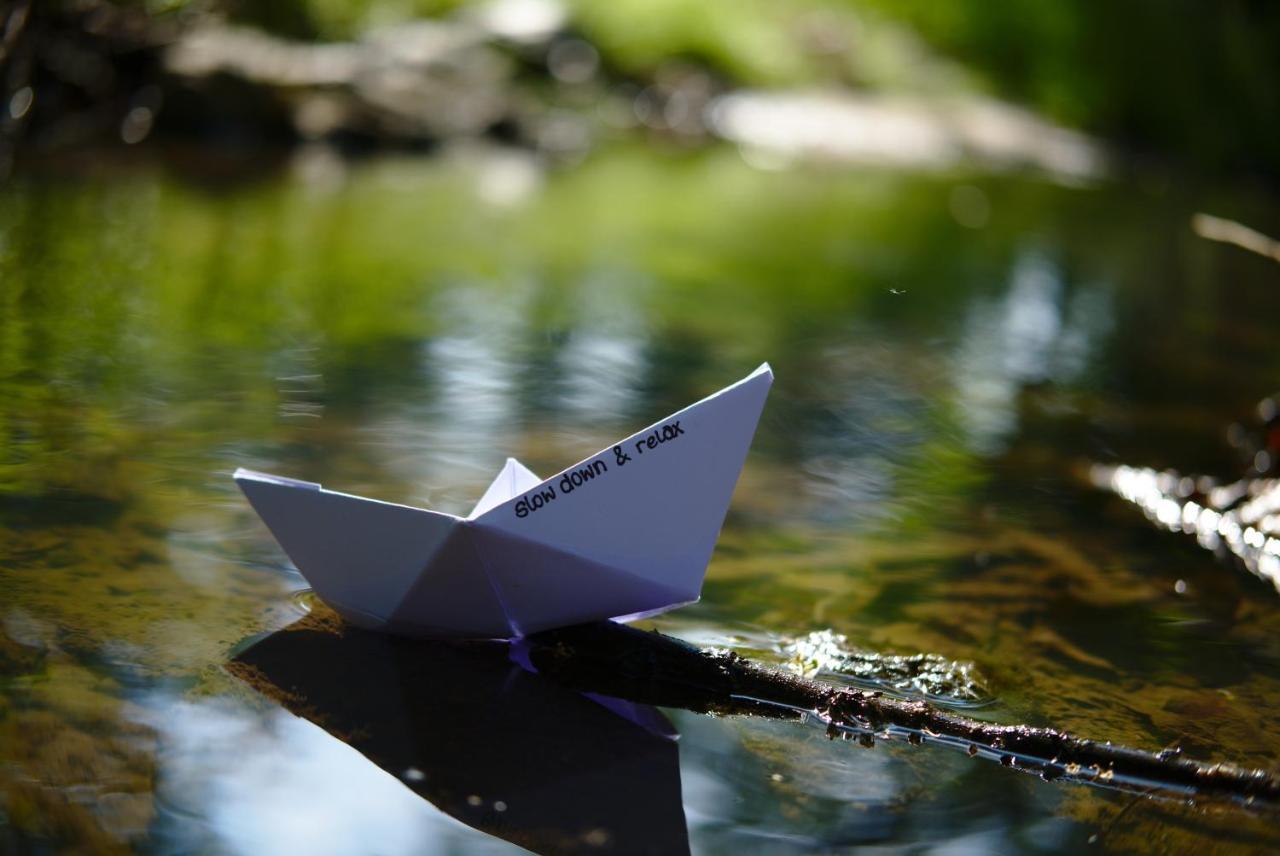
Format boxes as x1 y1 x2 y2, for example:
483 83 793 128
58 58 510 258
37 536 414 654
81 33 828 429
235 363 773 638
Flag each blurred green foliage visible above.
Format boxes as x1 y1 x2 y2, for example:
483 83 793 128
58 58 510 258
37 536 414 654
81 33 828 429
855 0 1280 174
0 146 1030 502
566 0 832 87
585 0 1280 174
222 0 463 40
202 0 1280 175
5 143 1278 507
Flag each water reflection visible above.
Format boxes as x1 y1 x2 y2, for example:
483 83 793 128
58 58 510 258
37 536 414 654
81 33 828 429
5 146 1280 853
368 285 528 513
553 272 650 426
222 617 689 855
951 249 1112 454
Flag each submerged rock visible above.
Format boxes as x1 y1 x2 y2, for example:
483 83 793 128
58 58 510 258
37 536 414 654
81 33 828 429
164 20 515 143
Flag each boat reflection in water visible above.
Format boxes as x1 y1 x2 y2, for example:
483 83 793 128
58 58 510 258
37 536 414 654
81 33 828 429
228 611 690 855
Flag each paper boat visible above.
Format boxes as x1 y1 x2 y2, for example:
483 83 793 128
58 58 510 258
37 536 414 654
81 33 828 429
235 363 773 637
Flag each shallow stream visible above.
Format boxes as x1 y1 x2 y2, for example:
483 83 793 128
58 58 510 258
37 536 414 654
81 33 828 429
2 143 1279 853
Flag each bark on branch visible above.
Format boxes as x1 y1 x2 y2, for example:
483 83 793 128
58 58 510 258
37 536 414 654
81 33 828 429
232 609 1280 811
520 621 1280 807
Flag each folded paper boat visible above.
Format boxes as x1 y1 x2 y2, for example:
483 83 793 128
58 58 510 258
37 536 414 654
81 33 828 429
235 363 773 638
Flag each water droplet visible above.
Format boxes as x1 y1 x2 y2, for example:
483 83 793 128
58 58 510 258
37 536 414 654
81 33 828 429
291 589 317 614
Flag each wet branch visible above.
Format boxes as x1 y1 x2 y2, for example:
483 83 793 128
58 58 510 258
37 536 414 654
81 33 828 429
521 621 1280 807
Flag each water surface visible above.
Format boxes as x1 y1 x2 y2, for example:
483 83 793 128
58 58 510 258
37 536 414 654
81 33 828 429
3 143 1280 853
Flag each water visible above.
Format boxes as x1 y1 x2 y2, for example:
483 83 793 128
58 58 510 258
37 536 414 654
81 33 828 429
2 142 1280 853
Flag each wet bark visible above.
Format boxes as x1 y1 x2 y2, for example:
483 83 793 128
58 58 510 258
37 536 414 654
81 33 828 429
520 621 1280 807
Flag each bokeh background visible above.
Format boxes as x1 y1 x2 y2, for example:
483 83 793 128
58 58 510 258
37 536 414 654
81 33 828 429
3 2 1280 854
7 0 1280 178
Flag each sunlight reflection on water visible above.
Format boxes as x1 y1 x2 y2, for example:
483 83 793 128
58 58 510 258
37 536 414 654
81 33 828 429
143 700 510 855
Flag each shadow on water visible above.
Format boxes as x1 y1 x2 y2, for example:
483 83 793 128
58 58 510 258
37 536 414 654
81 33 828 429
227 614 690 856
227 605 1280 856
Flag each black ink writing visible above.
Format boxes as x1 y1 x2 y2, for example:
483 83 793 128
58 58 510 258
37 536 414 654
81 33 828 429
513 485 557 518
633 420 684 455
560 459 608 494
513 420 690 520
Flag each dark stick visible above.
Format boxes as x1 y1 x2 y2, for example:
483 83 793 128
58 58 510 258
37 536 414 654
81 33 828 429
519 621 1280 807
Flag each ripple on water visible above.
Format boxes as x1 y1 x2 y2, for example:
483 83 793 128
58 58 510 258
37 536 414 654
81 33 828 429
778 629 993 707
